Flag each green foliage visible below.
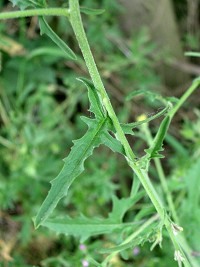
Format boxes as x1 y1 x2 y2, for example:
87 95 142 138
0 1 200 267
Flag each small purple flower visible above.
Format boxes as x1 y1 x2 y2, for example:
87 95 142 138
82 259 89 267
133 246 140 256
79 244 86 251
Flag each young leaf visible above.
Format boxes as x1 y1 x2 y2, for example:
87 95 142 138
77 77 105 118
120 105 170 135
39 17 77 60
144 116 171 159
34 117 107 228
80 7 105 16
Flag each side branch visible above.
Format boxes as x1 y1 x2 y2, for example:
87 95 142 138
0 8 69 20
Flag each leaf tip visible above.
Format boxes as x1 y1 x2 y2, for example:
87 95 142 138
33 216 41 229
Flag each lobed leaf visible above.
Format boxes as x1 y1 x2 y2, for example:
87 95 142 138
41 215 128 242
35 117 107 228
41 195 145 242
79 78 125 154
108 193 145 222
35 77 128 228
39 17 77 60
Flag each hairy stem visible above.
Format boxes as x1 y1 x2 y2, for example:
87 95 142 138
0 8 69 20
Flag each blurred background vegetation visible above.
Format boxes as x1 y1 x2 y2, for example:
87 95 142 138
0 0 200 266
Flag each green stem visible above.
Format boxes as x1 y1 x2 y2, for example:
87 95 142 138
69 1 190 265
102 214 159 266
169 79 200 119
142 123 179 223
0 8 69 20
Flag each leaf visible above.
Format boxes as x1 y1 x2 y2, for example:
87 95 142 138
35 77 128 228
126 89 160 102
27 47 71 60
101 132 125 154
10 0 34 9
39 17 77 60
77 77 105 119
41 195 144 242
41 215 128 242
10 0 44 9
108 193 145 223
144 116 171 159
34 75 130 228
121 105 170 135
34 117 107 228
80 7 105 15
78 78 125 154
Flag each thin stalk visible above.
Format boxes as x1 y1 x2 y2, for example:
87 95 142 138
102 214 159 266
141 122 179 223
69 1 191 266
169 79 200 119
0 8 69 20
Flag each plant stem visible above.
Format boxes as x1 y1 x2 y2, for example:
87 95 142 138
169 79 200 119
0 8 69 20
68 1 191 265
102 214 159 266
141 123 179 223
